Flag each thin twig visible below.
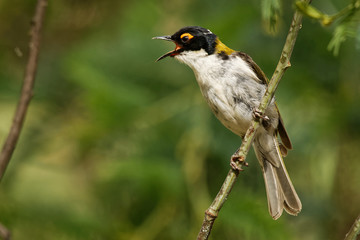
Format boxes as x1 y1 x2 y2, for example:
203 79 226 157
0 222 10 240
196 1 311 239
0 0 48 181
344 214 360 240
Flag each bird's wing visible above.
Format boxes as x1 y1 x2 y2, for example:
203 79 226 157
236 52 267 84
236 51 292 150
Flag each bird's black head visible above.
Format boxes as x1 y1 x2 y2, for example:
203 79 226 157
153 26 218 61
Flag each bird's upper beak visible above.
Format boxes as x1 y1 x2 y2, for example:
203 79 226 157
152 35 183 61
152 35 172 41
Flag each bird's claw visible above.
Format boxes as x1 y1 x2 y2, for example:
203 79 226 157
252 108 270 122
230 154 249 171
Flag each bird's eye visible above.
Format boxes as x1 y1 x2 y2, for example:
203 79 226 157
180 33 194 43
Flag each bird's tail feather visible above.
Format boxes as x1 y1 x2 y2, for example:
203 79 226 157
253 132 302 220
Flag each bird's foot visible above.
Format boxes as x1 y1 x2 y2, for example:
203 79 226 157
230 153 249 171
252 108 270 122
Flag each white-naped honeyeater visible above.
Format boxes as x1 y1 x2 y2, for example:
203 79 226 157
153 26 301 220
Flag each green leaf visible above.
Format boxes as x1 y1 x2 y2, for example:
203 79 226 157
261 0 282 34
328 5 360 55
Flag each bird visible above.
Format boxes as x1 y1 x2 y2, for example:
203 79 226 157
153 26 301 220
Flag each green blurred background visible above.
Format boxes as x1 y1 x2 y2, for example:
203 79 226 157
1 0 360 239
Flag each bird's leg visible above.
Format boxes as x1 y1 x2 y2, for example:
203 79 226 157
230 149 249 171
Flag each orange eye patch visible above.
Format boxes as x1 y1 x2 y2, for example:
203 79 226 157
180 33 194 42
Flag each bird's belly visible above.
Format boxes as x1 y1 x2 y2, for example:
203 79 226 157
202 87 254 137
192 57 267 137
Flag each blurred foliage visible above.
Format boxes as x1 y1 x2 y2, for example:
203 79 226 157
296 0 360 55
261 0 282 34
0 0 360 239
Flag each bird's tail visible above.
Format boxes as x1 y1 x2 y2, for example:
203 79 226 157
253 131 302 220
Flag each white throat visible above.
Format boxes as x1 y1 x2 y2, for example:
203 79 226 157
174 49 209 71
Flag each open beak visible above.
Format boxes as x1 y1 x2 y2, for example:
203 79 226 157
152 35 183 61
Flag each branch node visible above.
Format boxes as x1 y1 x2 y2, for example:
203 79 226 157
205 208 218 220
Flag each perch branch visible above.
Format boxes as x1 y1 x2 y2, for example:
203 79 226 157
344 214 360 240
0 222 10 240
0 0 48 181
196 1 311 239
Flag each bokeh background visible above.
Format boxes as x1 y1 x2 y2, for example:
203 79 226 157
1 0 360 239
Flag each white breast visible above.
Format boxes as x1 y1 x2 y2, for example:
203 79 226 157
175 50 267 136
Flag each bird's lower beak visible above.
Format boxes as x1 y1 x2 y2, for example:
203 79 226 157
152 35 183 61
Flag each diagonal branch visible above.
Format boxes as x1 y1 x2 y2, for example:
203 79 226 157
0 0 48 181
344 214 360 240
0 222 11 240
196 1 311 239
